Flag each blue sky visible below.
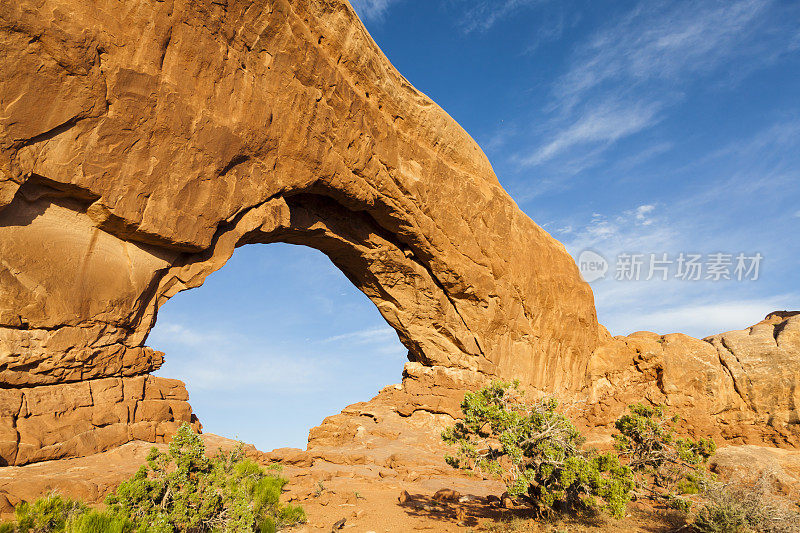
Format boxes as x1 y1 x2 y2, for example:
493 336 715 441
153 0 800 450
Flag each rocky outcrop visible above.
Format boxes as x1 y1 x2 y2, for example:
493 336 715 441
0 0 597 390
0 375 197 466
0 0 599 464
583 312 800 447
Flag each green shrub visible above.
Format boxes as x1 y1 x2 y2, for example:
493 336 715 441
13 493 87 532
105 423 305 532
613 403 715 506
694 479 800 533
442 381 634 518
3 424 304 533
694 499 753 533
64 510 134 533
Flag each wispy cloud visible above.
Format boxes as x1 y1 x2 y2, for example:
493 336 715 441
613 141 674 172
151 322 322 391
459 0 546 33
554 0 774 111
605 296 798 338
512 0 798 186
319 326 398 345
172 354 321 392
152 320 407 391
520 100 662 166
699 119 800 164
632 204 655 225
560 204 675 259
554 173 799 339
525 10 570 54
153 323 227 347
349 0 398 22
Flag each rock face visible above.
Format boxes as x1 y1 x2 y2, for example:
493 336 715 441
0 0 598 465
583 312 800 447
0 0 598 388
0 0 798 468
0 375 198 466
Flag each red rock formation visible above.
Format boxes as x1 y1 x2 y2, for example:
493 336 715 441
0 0 599 465
583 312 800 447
0 376 197 466
0 0 797 469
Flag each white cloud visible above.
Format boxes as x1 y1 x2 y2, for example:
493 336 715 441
613 141 674 171
562 206 675 258
794 211 800 218
153 323 227 347
151 322 325 391
557 201 798 339
701 119 800 164
514 0 798 181
169 353 321 392
349 0 397 22
460 0 546 33
632 204 655 225
603 296 797 339
555 0 774 110
521 100 662 166
151 321 406 392
320 326 398 345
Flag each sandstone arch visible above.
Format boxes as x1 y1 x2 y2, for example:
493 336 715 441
2 0 798 468
0 0 599 464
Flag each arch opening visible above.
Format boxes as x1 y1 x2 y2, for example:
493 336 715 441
150 242 409 450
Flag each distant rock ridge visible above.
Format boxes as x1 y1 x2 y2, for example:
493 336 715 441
0 0 797 467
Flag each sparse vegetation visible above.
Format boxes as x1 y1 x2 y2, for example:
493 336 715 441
0 424 305 533
445 386 800 532
693 477 800 533
442 381 635 518
613 403 716 508
613 404 800 532
2 494 88 532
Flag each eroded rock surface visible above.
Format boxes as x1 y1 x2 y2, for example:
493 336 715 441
0 0 599 465
0 0 798 471
0 0 598 391
584 312 800 447
0 375 197 466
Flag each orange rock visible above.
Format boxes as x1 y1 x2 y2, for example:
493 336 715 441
0 0 797 471
432 488 461 502
1 0 597 395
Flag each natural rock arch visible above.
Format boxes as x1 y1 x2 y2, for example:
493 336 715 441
0 0 599 388
2 0 798 467
0 0 599 464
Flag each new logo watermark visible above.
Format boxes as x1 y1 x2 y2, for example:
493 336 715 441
577 250 609 282
577 250 762 283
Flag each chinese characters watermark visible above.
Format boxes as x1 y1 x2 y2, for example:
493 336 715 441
577 250 762 283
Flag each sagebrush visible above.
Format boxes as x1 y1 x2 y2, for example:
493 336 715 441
694 476 800 533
